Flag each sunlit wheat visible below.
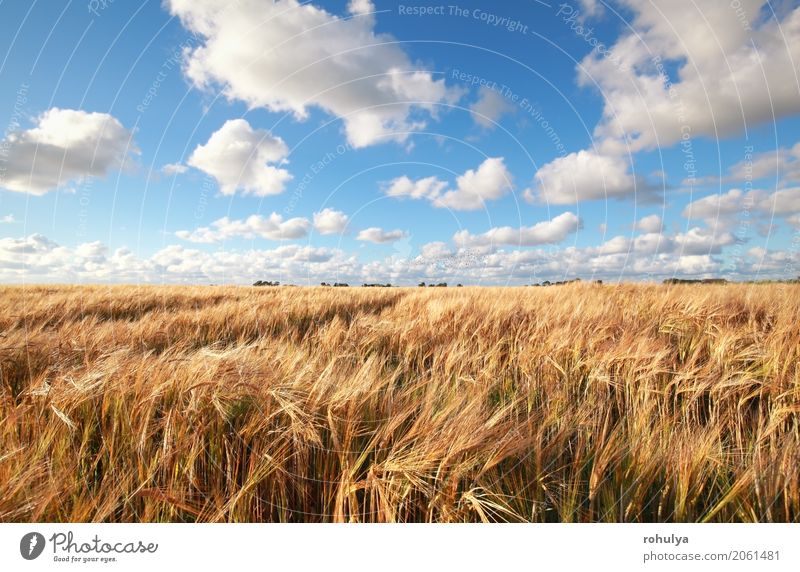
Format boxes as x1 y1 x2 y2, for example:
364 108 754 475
0 283 798 522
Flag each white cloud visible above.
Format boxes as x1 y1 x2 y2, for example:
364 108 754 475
633 232 671 255
453 211 581 248
384 175 447 200
0 232 525 284
1 230 795 285
356 227 408 243
1 215 17 224
578 0 603 19
419 241 452 260
592 235 632 255
188 119 292 197
176 213 310 243
347 0 374 16
693 142 800 186
739 143 800 184
529 2 800 209
635 214 662 233
470 86 515 128
313 208 349 235
674 227 739 255
683 187 800 230
145 243 355 283
167 0 461 148
682 188 754 221
579 1 800 154
161 162 188 175
383 157 513 210
0 108 135 195
526 150 645 204
437 157 513 210
759 187 800 215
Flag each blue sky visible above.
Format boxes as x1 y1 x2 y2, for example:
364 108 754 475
1 0 799 284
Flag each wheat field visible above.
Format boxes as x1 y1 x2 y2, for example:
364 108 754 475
0 283 798 522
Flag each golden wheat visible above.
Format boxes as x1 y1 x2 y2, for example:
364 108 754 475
0 283 798 522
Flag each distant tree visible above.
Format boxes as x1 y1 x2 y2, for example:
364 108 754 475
418 282 426 287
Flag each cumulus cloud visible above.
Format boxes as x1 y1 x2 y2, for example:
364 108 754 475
761 187 800 215
579 1 800 154
682 188 754 222
385 158 513 210
470 86 515 128
1 229 794 285
161 162 188 175
356 227 408 243
588 232 675 257
0 234 355 284
437 157 513 210
1 215 17 224
683 187 800 230
347 0 375 16
453 211 581 248
0 108 135 195
176 213 310 243
188 119 292 197
384 175 448 201
166 0 461 148
313 208 349 235
674 227 739 255
738 143 800 184
578 0 604 19
361 240 739 285
635 214 663 233
693 142 800 187
419 241 453 260
526 150 647 204
530 2 800 208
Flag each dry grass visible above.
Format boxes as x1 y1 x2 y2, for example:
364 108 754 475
0 283 798 522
